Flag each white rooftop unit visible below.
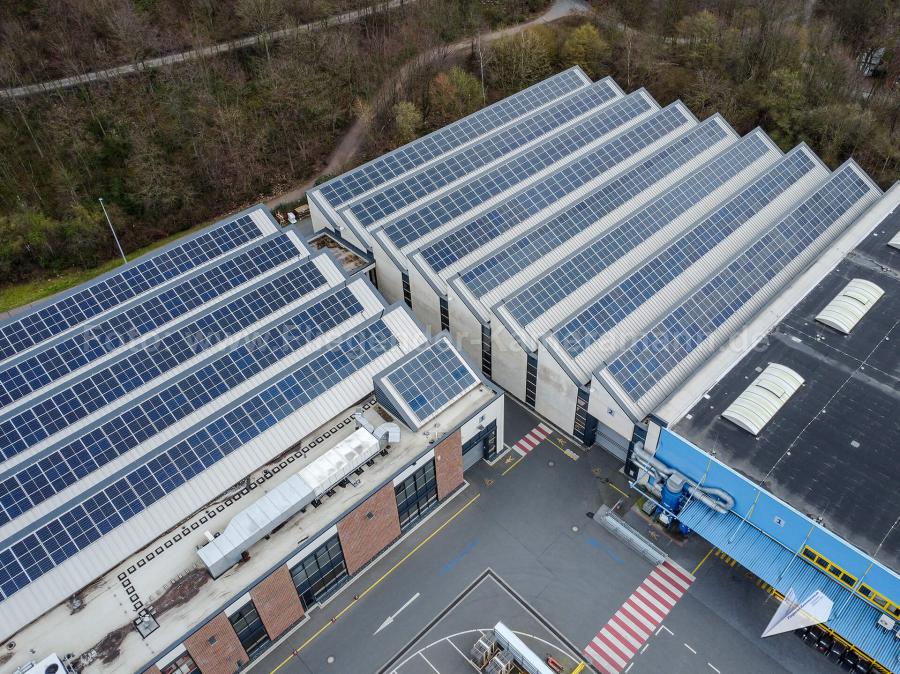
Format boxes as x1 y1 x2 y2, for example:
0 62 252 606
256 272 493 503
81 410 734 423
815 278 885 334
721 363 804 436
197 428 381 577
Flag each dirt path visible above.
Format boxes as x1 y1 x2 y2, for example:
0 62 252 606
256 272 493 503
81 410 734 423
266 0 590 210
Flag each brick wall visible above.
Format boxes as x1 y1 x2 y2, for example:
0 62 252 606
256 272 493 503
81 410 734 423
250 565 305 640
435 430 463 500
184 613 248 674
337 482 401 575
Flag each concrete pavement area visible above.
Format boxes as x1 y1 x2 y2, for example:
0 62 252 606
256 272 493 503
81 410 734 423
247 398 838 674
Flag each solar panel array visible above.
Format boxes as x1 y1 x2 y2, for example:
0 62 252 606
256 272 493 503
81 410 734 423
555 148 817 358
0 286 365 527
416 101 687 273
381 93 659 249
315 69 588 207
0 319 396 602
0 214 266 361
347 81 619 227
385 339 476 422
606 164 875 401
455 119 731 299
0 259 331 462
0 234 303 409
502 133 773 329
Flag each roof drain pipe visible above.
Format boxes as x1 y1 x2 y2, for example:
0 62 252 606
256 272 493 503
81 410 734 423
354 409 401 450
631 442 734 514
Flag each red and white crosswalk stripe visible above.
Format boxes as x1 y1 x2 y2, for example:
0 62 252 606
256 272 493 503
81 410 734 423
583 560 695 674
511 423 551 456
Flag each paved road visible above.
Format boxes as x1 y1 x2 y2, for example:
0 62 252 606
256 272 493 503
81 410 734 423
0 0 415 99
244 398 835 674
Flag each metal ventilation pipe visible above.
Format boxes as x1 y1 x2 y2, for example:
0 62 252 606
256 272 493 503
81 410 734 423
631 442 734 514
353 410 400 449
353 409 374 434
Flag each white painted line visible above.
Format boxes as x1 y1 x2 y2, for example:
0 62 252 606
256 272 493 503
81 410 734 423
684 643 697 654
640 643 650 654
374 592 421 635
656 624 673 636
624 663 634 673
420 652 440 673
708 663 721 673
447 638 481 672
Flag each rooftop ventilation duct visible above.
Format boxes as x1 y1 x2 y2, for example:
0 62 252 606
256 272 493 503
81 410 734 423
631 442 734 514
815 278 884 334
721 363 804 435
197 427 389 577
353 409 400 448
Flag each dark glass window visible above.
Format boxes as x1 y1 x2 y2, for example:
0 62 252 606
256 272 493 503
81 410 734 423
160 653 200 674
290 536 348 609
395 460 438 532
229 600 270 659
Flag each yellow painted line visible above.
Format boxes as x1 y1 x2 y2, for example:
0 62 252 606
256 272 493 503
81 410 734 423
692 547 715 575
607 482 629 499
501 455 524 476
549 437 579 461
268 492 482 673
572 662 586 674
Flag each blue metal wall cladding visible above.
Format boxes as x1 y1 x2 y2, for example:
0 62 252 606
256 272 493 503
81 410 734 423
679 502 900 668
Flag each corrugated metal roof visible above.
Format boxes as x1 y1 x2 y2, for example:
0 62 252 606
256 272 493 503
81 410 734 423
679 501 900 669
721 363 804 435
815 278 884 334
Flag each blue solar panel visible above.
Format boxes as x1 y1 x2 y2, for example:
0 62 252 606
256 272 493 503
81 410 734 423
554 148 817 358
315 69 588 207
0 286 365 527
0 319 397 601
454 119 735 300
347 81 619 227
0 215 266 362
503 133 774 328
0 234 304 410
385 339 476 421
381 93 661 250
0 259 332 462
607 164 875 401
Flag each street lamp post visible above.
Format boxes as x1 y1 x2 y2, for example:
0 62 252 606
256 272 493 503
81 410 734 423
99 197 127 264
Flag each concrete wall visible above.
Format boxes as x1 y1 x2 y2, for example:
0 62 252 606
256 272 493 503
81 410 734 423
308 198 329 234
587 379 635 445
447 288 483 366
407 264 443 335
249 565 305 640
653 427 900 608
336 482 402 576
460 395 505 454
371 240 404 306
535 348 579 435
184 613 248 674
490 320 528 400
434 430 464 500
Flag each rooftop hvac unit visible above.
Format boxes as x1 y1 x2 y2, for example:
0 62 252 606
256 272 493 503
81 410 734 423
13 654 73 674
470 634 498 667
485 649 514 674
877 614 896 631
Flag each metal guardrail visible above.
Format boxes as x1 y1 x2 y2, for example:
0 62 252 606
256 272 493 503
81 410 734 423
593 505 667 565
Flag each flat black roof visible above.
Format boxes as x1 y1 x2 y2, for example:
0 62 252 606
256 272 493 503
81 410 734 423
674 206 900 571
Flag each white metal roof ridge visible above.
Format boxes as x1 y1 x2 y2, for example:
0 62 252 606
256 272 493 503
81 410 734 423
721 363 804 435
371 90 664 255
0 255 353 470
309 67 593 211
603 160 883 420
815 278 885 334
336 77 622 216
0 280 387 543
571 145 830 374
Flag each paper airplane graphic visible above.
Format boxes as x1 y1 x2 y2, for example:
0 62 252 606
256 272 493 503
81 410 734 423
762 587 833 637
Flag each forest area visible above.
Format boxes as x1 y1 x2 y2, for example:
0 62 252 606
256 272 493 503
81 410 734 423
0 0 898 311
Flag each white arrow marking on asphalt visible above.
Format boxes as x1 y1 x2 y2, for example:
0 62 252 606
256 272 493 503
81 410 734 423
374 592 420 635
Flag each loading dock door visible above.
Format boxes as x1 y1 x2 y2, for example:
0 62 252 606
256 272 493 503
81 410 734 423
462 420 497 469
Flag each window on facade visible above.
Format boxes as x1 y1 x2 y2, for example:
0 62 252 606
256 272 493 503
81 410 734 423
395 460 438 532
801 546 857 589
161 654 199 674
229 601 270 660
290 536 348 609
